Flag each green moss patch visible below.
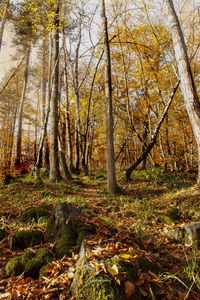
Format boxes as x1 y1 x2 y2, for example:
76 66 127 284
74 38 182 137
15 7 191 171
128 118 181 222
5 256 24 277
25 247 53 279
20 206 50 223
54 227 76 259
12 230 44 250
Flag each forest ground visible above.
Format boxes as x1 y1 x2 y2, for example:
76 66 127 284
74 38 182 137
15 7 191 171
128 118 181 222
0 167 200 299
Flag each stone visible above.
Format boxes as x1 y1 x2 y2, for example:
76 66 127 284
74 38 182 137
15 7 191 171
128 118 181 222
184 222 200 248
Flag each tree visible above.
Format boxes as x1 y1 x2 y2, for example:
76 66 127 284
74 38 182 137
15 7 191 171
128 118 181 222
164 0 200 184
101 0 117 194
49 1 61 181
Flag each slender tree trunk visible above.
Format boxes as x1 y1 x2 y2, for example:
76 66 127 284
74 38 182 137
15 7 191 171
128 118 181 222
0 0 10 52
50 4 61 181
126 81 179 180
15 46 31 168
101 0 117 194
164 0 200 184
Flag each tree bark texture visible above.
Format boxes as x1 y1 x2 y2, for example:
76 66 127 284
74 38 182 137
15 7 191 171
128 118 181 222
101 0 117 194
164 0 200 184
50 4 61 181
15 46 31 168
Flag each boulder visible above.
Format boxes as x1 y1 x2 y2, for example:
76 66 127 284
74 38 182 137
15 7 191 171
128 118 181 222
70 239 162 300
184 222 200 248
166 222 200 249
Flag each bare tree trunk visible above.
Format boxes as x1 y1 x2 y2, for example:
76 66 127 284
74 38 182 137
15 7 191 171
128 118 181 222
49 3 61 181
164 0 200 184
35 35 52 178
0 0 10 52
15 46 31 169
101 0 117 194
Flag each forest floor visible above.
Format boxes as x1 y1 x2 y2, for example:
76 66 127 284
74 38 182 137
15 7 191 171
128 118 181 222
0 167 200 299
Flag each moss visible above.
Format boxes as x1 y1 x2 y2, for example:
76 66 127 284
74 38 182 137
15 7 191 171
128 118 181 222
39 262 51 279
12 230 44 250
21 250 36 266
0 228 5 241
167 207 181 221
25 247 52 279
71 256 141 300
156 213 174 225
54 227 76 259
5 256 24 276
20 207 50 223
71 257 123 300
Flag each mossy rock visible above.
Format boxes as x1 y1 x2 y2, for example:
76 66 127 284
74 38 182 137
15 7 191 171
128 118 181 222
155 212 175 225
12 230 44 250
5 256 24 277
21 250 36 266
0 228 6 241
167 207 181 221
25 247 53 279
70 257 126 300
39 262 51 279
54 227 76 259
20 207 50 223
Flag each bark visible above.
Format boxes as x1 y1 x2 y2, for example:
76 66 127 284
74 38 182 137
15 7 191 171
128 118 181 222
58 136 72 180
126 81 180 181
35 35 52 178
49 4 61 181
15 46 31 168
164 0 200 184
0 0 10 52
74 19 82 174
101 0 117 194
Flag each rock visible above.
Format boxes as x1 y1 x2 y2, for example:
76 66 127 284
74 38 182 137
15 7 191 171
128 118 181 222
11 230 44 250
184 222 200 248
70 239 162 300
166 222 200 249
20 207 50 223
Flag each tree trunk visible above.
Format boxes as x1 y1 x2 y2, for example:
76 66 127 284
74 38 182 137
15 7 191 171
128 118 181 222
49 4 61 181
0 0 10 52
101 0 117 194
164 0 200 184
126 81 180 180
15 46 31 169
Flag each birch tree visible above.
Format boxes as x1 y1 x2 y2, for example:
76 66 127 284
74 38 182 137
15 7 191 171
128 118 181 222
164 0 200 184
